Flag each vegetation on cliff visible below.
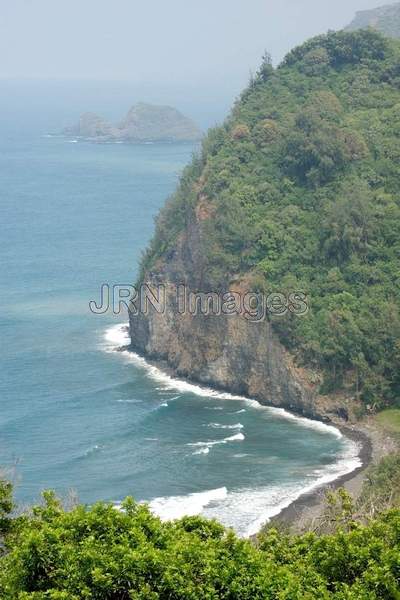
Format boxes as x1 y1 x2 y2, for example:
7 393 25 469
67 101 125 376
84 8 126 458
8 28 400 600
1 477 400 599
141 29 400 411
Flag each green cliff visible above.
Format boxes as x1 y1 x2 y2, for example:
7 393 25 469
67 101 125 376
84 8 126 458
134 30 400 414
2 28 400 600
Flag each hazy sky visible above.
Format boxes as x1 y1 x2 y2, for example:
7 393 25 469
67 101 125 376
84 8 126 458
0 0 389 85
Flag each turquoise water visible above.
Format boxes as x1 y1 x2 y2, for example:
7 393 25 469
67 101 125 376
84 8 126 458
0 107 360 536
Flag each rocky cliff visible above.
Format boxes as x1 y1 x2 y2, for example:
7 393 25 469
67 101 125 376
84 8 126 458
64 103 202 143
129 203 350 424
129 29 400 420
346 2 400 38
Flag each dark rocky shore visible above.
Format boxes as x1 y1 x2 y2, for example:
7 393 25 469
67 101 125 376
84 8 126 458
269 425 373 532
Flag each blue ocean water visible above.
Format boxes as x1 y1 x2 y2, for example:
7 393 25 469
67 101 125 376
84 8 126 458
0 88 361 536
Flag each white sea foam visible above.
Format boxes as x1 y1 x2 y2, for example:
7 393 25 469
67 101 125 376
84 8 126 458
116 398 141 404
148 439 361 537
103 324 345 440
207 423 244 430
265 406 343 438
187 432 244 455
103 324 250 401
103 323 131 349
188 432 245 448
148 487 228 520
193 447 210 456
104 323 362 535
125 355 248 401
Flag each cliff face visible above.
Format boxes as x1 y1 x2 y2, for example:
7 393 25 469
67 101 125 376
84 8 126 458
130 30 400 418
129 210 348 423
346 2 400 38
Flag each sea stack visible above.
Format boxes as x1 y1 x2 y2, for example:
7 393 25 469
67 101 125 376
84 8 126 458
63 103 202 143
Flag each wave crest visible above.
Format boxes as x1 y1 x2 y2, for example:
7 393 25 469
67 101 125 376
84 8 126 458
102 324 344 440
148 487 228 521
207 423 244 430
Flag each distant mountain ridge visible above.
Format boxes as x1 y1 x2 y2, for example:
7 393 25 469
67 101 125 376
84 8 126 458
346 2 400 38
63 102 202 143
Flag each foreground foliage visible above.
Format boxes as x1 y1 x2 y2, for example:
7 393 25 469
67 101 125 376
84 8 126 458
359 453 400 517
0 481 400 599
141 29 400 410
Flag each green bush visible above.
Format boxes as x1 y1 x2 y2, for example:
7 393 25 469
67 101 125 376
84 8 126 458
1 481 400 599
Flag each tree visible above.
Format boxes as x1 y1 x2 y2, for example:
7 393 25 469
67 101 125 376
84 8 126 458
0 476 13 539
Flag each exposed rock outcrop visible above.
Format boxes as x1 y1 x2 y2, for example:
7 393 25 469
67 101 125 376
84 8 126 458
346 2 400 38
117 103 202 142
129 29 399 423
63 112 119 140
129 208 351 424
63 103 202 143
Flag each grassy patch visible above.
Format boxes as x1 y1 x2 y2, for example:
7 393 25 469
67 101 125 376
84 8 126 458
375 409 400 434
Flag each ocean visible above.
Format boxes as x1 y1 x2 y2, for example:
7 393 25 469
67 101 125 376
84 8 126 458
0 83 361 536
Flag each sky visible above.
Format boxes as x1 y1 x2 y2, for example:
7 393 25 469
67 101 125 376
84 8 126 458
0 0 392 129
0 0 389 82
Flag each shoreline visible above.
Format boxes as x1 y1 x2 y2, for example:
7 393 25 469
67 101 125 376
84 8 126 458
268 424 372 532
113 329 393 536
269 419 397 533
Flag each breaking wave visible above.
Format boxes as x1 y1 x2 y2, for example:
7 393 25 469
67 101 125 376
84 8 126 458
103 324 345 438
104 323 362 535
